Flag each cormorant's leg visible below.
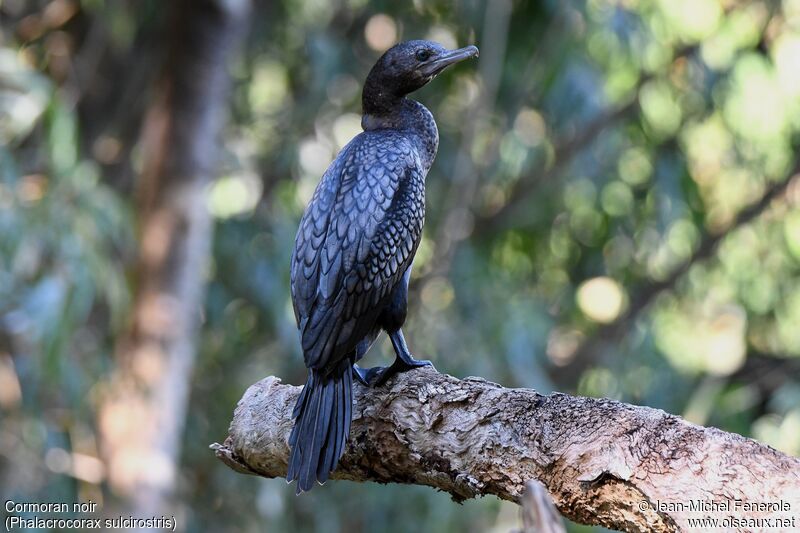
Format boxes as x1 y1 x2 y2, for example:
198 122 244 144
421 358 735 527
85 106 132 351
352 365 383 386
372 328 434 386
359 265 433 386
352 365 372 386
390 328 431 367
351 329 382 386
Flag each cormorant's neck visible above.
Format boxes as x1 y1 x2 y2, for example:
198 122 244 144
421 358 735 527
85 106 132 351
361 98 439 172
361 75 404 117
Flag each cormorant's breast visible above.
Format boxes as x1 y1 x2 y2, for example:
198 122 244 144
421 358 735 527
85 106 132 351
290 124 430 374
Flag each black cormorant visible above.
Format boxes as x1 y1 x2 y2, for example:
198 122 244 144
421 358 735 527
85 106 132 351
287 40 479 493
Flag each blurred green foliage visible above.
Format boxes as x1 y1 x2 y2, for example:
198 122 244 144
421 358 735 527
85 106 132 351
2 0 800 531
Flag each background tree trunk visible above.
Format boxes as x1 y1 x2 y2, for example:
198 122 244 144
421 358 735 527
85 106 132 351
99 0 250 521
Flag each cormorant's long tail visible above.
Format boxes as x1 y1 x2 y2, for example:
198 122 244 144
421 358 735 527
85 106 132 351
287 360 352 493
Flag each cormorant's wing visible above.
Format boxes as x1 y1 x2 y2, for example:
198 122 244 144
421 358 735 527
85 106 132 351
290 131 425 373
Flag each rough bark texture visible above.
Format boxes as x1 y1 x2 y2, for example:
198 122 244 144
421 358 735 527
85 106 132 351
213 368 800 532
99 0 249 521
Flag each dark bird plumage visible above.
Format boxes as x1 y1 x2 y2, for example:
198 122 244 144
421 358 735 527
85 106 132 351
287 40 478 493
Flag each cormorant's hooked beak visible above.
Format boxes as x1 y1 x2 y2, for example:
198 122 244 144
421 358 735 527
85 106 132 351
420 45 480 77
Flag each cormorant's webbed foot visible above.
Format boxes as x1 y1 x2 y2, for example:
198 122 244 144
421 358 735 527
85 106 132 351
371 357 433 386
352 364 383 386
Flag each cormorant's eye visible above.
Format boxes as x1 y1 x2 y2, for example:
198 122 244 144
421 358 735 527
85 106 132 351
415 49 432 62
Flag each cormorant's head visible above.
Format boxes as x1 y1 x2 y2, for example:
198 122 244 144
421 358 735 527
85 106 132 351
363 40 479 110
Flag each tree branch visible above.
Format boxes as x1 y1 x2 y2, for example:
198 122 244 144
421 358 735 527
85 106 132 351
473 45 709 239
473 95 642 238
212 368 799 532
557 172 799 385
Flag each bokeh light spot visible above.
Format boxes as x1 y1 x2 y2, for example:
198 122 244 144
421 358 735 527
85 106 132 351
513 108 547 147
576 277 626 323
207 172 262 219
332 113 362 150
364 14 397 52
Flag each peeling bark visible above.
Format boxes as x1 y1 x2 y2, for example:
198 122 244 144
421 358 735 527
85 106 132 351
213 368 800 532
